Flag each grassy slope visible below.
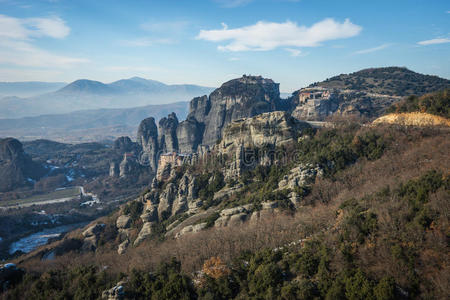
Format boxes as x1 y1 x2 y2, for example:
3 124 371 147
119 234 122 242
6 123 449 299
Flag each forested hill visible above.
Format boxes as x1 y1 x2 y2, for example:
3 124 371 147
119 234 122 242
310 67 450 96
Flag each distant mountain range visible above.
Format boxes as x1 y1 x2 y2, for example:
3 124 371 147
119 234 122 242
0 102 189 143
0 77 214 119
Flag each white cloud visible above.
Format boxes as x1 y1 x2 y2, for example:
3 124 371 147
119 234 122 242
197 19 362 52
284 48 301 56
417 38 450 45
354 43 390 54
0 14 86 69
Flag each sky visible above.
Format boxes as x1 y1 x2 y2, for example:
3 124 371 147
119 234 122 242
0 0 449 92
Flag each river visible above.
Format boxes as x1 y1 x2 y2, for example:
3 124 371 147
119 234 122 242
9 222 87 255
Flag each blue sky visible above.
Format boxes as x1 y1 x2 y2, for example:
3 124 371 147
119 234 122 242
0 0 449 92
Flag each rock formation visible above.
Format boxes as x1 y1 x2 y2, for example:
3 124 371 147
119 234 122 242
0 138 43 192
113 136 137 153
187 75 282 146
158 112 179 153
136 117 159 172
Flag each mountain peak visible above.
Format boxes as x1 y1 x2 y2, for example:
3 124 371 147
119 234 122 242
57 79 113 95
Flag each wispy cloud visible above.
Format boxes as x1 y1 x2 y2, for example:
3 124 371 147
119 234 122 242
0 14 70 39
284 48 301 56
197 19 362 52
0 14 87 68
417 38 450 45
354 43 390 54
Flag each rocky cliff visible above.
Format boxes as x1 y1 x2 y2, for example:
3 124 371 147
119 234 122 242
0 138 43 192
187 75 282 146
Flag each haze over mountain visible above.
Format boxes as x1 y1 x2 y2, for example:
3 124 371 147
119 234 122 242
0 102 189 143
0 77 214 119
0 82 66 98
0 67 448 143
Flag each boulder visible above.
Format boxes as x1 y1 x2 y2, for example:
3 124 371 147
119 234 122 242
175 222 207 238
220 206 248 217
102 283 125 300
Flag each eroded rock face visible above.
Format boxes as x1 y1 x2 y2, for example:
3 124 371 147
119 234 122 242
119 154 140 177
137 117 158 172
217 111 311 179
159 113 179 153
219 111 310 153
177 116 204 154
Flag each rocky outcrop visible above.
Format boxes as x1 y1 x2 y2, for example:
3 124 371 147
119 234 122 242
136 117 159 172
117 240 129 255
175 222 207 238
116 215 132 229
278 164 322 190
188 75 282 146
219 111 310 153
215 206 250 227
277 163 323 206
113 136 138 153
159 112 179 153
81 223 105 252
102 282 125 300
134 222 153 246
0 138 43 192
217 111 311 179
291 88 401 121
